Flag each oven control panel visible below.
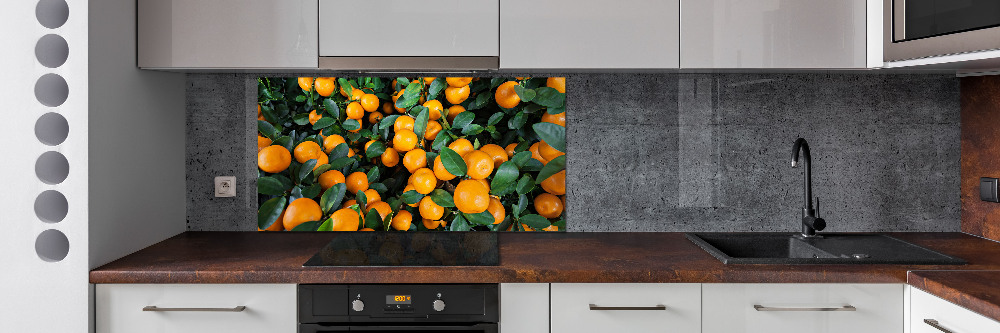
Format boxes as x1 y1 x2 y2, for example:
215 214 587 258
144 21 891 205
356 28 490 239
299 284 497 323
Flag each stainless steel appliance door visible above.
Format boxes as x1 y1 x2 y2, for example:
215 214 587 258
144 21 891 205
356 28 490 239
885 0 1000 61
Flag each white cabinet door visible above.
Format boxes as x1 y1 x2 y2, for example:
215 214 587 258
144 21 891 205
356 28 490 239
138 0 318 69
551 283 701 333
319 0 499 57
500 284 549 333
681 0 869 68
501 0 680 69
702 283 903 333
96 284 297 333
911 287 1000 333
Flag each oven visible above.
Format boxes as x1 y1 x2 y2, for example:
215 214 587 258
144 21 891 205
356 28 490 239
299 284 498 333
885 0 1000 61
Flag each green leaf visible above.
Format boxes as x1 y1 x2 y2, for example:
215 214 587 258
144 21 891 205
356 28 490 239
490 77 505 89
516 174 534 194
452 111 475 130
428 78 446 99
413 107 429 140
323 98 340 117
515 194 528 217
532 87 565 108
293 113 310 126
465 211 495 226
290 186 304 202
258 120 278 139
312 117 336 130
258 176 287 195
298 159 318 182
511 151 532 167
449 214 471 231
487 112 504 126
513 85 536 102
330 143 349 160
468 92 492 110
257 197 287 230
521 158 544 172
301 183 322 199
396 77 410 89
520 214 552 230
312 164 332 178
401 189 424 205
290 221 321 231
316 217 334 231
439 147 467 176
533 123 566 152
356 190 368 212
274 136 293 151
370 182 388 195
365 209 381 229
429 189 455 208
508 111 527 130
395 81 422 109
295 95 307 102
343 119 361 131
535 155 566 184
547 105 565 115
523 103 544 114
320 183 347 214
367 167 380 184
365 141 386 159
491 161 519 188
431 133 452 151
338 78 353 96
328 156 354 170
462 124 484 135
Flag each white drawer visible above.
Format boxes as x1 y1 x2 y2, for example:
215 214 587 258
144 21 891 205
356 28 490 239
911 287 1000 333
702 283 903 333
550 283 701 333
96 284 296 333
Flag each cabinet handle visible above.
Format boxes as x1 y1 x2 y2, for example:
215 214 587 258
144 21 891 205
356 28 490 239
753 305 856 312
143 306 247 312
589 304 667 311
924 319 955 333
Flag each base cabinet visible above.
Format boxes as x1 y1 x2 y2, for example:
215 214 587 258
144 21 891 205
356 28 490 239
702 284 903 333
910 287 1000 333
550 283 701 333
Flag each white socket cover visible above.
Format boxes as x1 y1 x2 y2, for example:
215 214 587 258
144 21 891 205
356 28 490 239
215 176 236 197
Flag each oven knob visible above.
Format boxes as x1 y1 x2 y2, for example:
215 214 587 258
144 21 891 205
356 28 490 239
352 299 365 312
432 299 446 312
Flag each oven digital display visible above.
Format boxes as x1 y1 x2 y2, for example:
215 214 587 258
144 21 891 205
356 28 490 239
386 295 412 304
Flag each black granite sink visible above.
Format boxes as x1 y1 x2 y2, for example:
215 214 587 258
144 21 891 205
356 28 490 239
686 233 966 265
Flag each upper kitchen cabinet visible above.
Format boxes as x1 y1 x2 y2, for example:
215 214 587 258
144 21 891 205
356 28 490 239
681 0 880 69
500 0 681 69
318 0 500 70
138 0 318 69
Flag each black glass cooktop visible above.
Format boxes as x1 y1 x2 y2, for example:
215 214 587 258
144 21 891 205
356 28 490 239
303 232 499 266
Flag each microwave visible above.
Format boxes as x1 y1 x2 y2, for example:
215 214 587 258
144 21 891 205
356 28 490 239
884 0 1000 62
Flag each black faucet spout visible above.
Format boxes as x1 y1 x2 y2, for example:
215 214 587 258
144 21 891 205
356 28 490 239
791 138 825 237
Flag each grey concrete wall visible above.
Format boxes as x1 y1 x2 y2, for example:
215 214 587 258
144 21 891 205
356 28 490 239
186 73 961 232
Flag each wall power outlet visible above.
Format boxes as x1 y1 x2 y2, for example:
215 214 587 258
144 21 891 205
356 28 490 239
215 176 236 197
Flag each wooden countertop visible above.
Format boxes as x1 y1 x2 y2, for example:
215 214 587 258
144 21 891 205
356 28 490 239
908 270 1000 323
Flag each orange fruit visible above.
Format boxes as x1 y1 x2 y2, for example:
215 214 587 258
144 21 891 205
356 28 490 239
394 116 415 133
293 141 324 163
448 138 474 157
361 94 380 112
423 218 442 229
433 156 457 181
419 196 444 220
505 143 518 158
258 145 291 173
368 111 384 125
445 85 470 105
346 102 364 120
381 147 400 167
446 77 473 87
342 199 358 209
529 142 548 164
541 111 566 127
298 77 314 92
257 104 261 117
368 201 391 222
495 81 521 109
364 140 377 154
454 179 490 214
314 77 335 97
312 154 329 170
487 197 505 224
261 208 285 231
282 198 322 231
447 105 466 123
546 77 566 93
347 148 356 158
391 211 413 231
474 179 490 192
402 149 427 173
534 193 563 218
257 136 272 153
308 110 322 125
478 144 508 169
318 170 346 190
391 90 406 113
393 130 418 152
382 100 394 114
423 77 437 85
349 88 365 102
323 135 346 153
424 121 442 140
329 208 361 231
411 168 437 194
423 100 445 120
540 170 565 195
402 185 419 207
538 140 565 161
362 189 381 205
360 228 375 231
346 171 369 194
463 150 494 180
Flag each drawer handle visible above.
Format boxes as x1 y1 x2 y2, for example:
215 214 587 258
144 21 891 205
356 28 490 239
143 306 247 312
924 319 955 333
589 304 667 311
753 305 856 312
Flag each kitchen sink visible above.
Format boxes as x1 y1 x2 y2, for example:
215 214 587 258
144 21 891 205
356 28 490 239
686 233 966 265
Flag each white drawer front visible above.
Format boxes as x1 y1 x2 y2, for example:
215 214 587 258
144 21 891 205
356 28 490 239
551 283 701 333
911 288 1000 333
702 283 903 333
96 284 296 333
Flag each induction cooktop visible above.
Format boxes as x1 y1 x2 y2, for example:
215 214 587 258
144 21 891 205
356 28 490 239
303 232 499 267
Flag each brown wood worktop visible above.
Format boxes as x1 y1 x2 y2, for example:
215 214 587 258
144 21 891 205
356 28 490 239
908 270 1000 323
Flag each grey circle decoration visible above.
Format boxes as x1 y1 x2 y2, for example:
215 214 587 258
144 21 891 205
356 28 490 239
35 151 69 185
35 34 69 68
35 229 70 262
34 73 69 107
34 190 68 223
36 0 69 29
35 112 69 146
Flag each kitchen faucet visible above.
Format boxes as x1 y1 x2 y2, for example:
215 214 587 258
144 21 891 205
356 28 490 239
791 138 826 238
